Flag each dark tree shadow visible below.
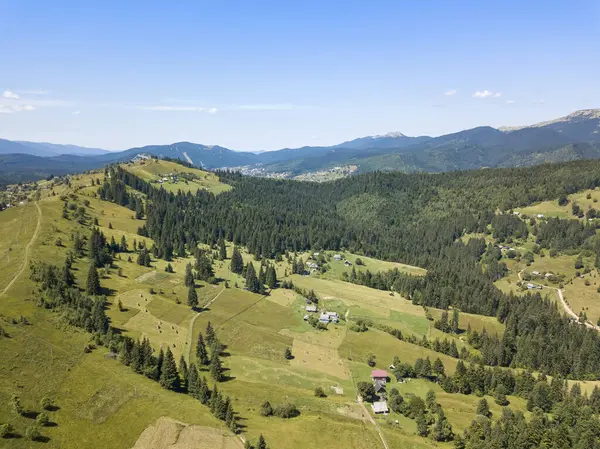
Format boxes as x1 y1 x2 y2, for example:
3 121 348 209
22 410 39 419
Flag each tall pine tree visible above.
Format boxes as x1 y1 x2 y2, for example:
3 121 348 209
230 247 243 274
159 347 180 391
86 263 100 295
196 333 209 366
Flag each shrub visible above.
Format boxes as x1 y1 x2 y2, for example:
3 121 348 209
259 401 273 417
314 387 326 398
36 412 49 426
25 424 42 441
273 403 300 418
0 423 14 438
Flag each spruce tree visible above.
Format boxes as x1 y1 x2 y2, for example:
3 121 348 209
63 258 74 286
218 237 227 260
198 376 210 404
245 262 261 293
205 322 216 346
159 347 180 391
257 434 268 449
188 284 198 308
432 408 453 442
210 353 223 382
196 333 210 366
226 399 236 432
265 265 277 289
476 398 491 417
86 263 100 295
179 355 189 392
185 263 194 287
188 363 199 398
156 348 164 381
230 247 244 274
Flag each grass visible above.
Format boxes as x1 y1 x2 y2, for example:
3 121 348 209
122 159 232 195
0 202 38 292
562 272 600 324
515 188 600 220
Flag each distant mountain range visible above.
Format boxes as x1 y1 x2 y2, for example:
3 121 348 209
1 109 600 183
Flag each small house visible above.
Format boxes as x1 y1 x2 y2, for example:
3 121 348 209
307 262 319 270
319 311 339 323
371 401 389 414
532 271 540 276
344 260 352 266
305 304 318 313
371 370 389 383
537 214 545 218
545 272 553 278
374 379 386 394
526 283 536 289
333 254 342 261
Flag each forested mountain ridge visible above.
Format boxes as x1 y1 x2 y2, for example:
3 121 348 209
2 108 600 183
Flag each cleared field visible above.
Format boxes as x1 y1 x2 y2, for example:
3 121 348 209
122 159 231 195
340 328 460 375
562 273 600 324
315 250 427 279
290 339 351 379
515 188 600 220
291 275 423 318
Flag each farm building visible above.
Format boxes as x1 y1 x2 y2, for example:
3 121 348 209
371 370 389 383
532 271 540 276
333 254 342 260
344 260 352 266
305 304 318 313
526 283 542 290
374 379 386 394
307 262 319 270
319 311 339 323
371 401 389 414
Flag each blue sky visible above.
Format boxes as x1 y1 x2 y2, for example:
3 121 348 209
1 0 599 151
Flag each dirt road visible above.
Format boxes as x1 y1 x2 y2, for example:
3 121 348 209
183 286 226 363
518 268 600 331
0 202 42 298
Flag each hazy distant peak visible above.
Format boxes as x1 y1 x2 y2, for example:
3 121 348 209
370 131 407 139
500 108 600 132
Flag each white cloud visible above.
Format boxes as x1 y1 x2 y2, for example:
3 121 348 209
2 90 20 99
72 110 81 115
18 89 51 96
532 99 545 104
444 89 457 96
0 104 36 113
506 100 516 105
135 105 218 113
234 104 296 110
473 90 502 99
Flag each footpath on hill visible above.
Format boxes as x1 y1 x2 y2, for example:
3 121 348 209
0 201 42 298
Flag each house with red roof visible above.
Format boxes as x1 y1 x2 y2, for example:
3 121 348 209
371 370 389 383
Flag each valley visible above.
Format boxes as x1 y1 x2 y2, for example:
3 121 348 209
2 158 600 448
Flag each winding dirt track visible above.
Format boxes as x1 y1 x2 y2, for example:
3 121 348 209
518 268 600 331
0 202 42 298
